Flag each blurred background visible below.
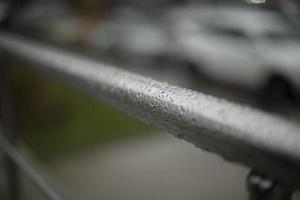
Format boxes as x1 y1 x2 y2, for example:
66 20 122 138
1 0 300 199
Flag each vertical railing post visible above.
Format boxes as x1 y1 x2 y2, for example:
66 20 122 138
0 1 21 198
0 62 20 200
247 170 294 200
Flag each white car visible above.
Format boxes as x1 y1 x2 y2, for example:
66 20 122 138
85 7 170 63
168 6 300 104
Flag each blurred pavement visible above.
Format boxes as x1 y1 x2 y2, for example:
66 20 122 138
47 133 249 200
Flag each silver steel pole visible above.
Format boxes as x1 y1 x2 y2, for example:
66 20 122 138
0 32 299 187
0 132 65 200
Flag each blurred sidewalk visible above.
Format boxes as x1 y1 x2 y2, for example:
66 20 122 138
46 133 250 200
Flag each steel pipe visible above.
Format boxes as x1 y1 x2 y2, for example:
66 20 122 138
0 32 300 187
0 133 64 200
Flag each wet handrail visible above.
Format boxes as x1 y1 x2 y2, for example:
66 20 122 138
1 32 300 187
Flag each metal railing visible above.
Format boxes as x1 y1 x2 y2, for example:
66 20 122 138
0 133 63 200
0 31 300 199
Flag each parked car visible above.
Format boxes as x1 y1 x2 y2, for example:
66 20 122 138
85 7 170 64
86 6 300 105
10 1 80 45
168 6 300 104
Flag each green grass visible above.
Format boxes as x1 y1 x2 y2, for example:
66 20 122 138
10 62 152 159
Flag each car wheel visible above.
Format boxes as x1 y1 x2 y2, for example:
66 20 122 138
186 62 202 79
260 76 293 109
290 85 300 105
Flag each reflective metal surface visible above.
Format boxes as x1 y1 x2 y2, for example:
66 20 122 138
0 32 300 188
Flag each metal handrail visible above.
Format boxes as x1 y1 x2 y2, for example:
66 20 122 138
1 32 300 188
0 132 64 200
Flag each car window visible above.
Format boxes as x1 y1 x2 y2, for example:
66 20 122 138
263 30 300 42
207 25 248 39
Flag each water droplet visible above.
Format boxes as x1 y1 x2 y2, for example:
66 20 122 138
175 133 183 139
180 106 184 111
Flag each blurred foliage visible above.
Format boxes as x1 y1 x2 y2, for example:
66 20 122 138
9 59 152 159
